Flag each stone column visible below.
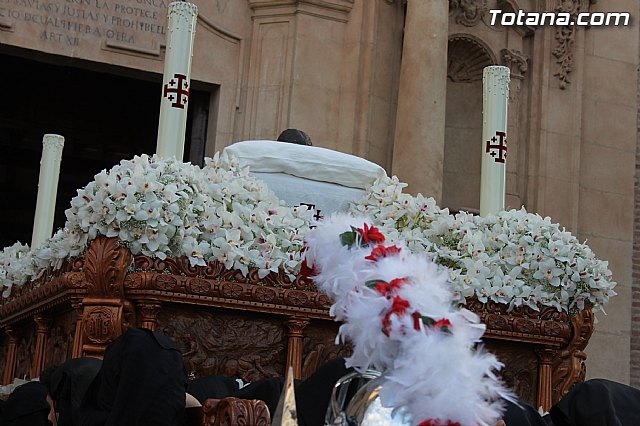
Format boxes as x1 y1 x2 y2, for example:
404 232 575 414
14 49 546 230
31 314 52 378
391 0 449 202
285 317 309 380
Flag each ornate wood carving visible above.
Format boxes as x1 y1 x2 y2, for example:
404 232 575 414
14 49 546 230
83 236 131 299
157 308 287 381
552 307 594 402
449 0 488 26
485 340 538 407
285 317 309 379
80 236 132 357
465 298 572 344
30 314 52 378
43 311 75 367
14 322 34 380
501 48 529 79
203 397 270 426
301 323 351 380
535 347 559 411
137 300 162 331
71 299 84 358
0 331 8 382
0 236 597 408
2 325 21 385
125 272 330 318
131 254 317 291
448 35 495 83
552 0 592 89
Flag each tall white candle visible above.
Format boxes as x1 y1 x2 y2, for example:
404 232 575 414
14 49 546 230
31 134 65 249
156 1 198 160
480 66 510 216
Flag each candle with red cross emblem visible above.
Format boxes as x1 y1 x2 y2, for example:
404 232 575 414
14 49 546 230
156 1 198 160
32 134 64 249
480 66 510 216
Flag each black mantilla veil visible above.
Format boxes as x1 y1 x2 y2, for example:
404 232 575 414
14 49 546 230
550 378 640 426
40 357 102 426
1 381 51 426
78 327 187 426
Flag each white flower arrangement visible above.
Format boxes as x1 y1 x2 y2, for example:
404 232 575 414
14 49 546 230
0 153 312 297
0 158 616 314
348 175 617 313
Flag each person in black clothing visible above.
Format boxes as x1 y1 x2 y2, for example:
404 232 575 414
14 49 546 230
78 328 187 426
501 378 640 426
186 357 350 426
40 358 102 426
0 381 51 426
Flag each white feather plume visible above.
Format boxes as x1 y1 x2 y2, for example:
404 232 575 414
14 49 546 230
304 213 514 426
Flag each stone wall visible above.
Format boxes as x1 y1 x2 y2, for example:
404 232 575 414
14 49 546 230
579 0 638 383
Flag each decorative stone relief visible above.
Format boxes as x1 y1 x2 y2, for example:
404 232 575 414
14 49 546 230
449 0 488 26
552 0 594 89
501 48 529 80
448 35 495 82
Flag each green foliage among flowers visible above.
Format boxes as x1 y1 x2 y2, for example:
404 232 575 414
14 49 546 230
0 158 616 314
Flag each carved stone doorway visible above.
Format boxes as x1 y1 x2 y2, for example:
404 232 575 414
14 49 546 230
0 52 212 248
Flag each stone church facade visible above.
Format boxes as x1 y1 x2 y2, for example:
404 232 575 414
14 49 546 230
0 0 638 384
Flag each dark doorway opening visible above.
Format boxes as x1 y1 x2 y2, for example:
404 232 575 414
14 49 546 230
0 53 211 248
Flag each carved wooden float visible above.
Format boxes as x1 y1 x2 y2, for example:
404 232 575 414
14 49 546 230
0 236 594 415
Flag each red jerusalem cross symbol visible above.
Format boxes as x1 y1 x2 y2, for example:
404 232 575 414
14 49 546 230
486 131 507 163
163 73 190 109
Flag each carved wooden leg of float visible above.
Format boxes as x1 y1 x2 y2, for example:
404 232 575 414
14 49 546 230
535 347 558 412
30 314 52 377
285 317 309 380
2 326 21 385
137 300 162 331
80 236 132 357
552 307 595 403
71 299 85 358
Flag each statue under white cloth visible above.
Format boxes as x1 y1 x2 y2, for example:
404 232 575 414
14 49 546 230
222 140 387 217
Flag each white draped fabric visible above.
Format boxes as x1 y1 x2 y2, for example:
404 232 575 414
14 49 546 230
223 141 387 216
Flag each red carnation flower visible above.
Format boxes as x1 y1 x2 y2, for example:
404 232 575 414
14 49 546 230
365 244 401 261
382 295 411 335
418 420 461 426
431 318 453 333
367 277 408 297
356 223 385 245
299 260 318 280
